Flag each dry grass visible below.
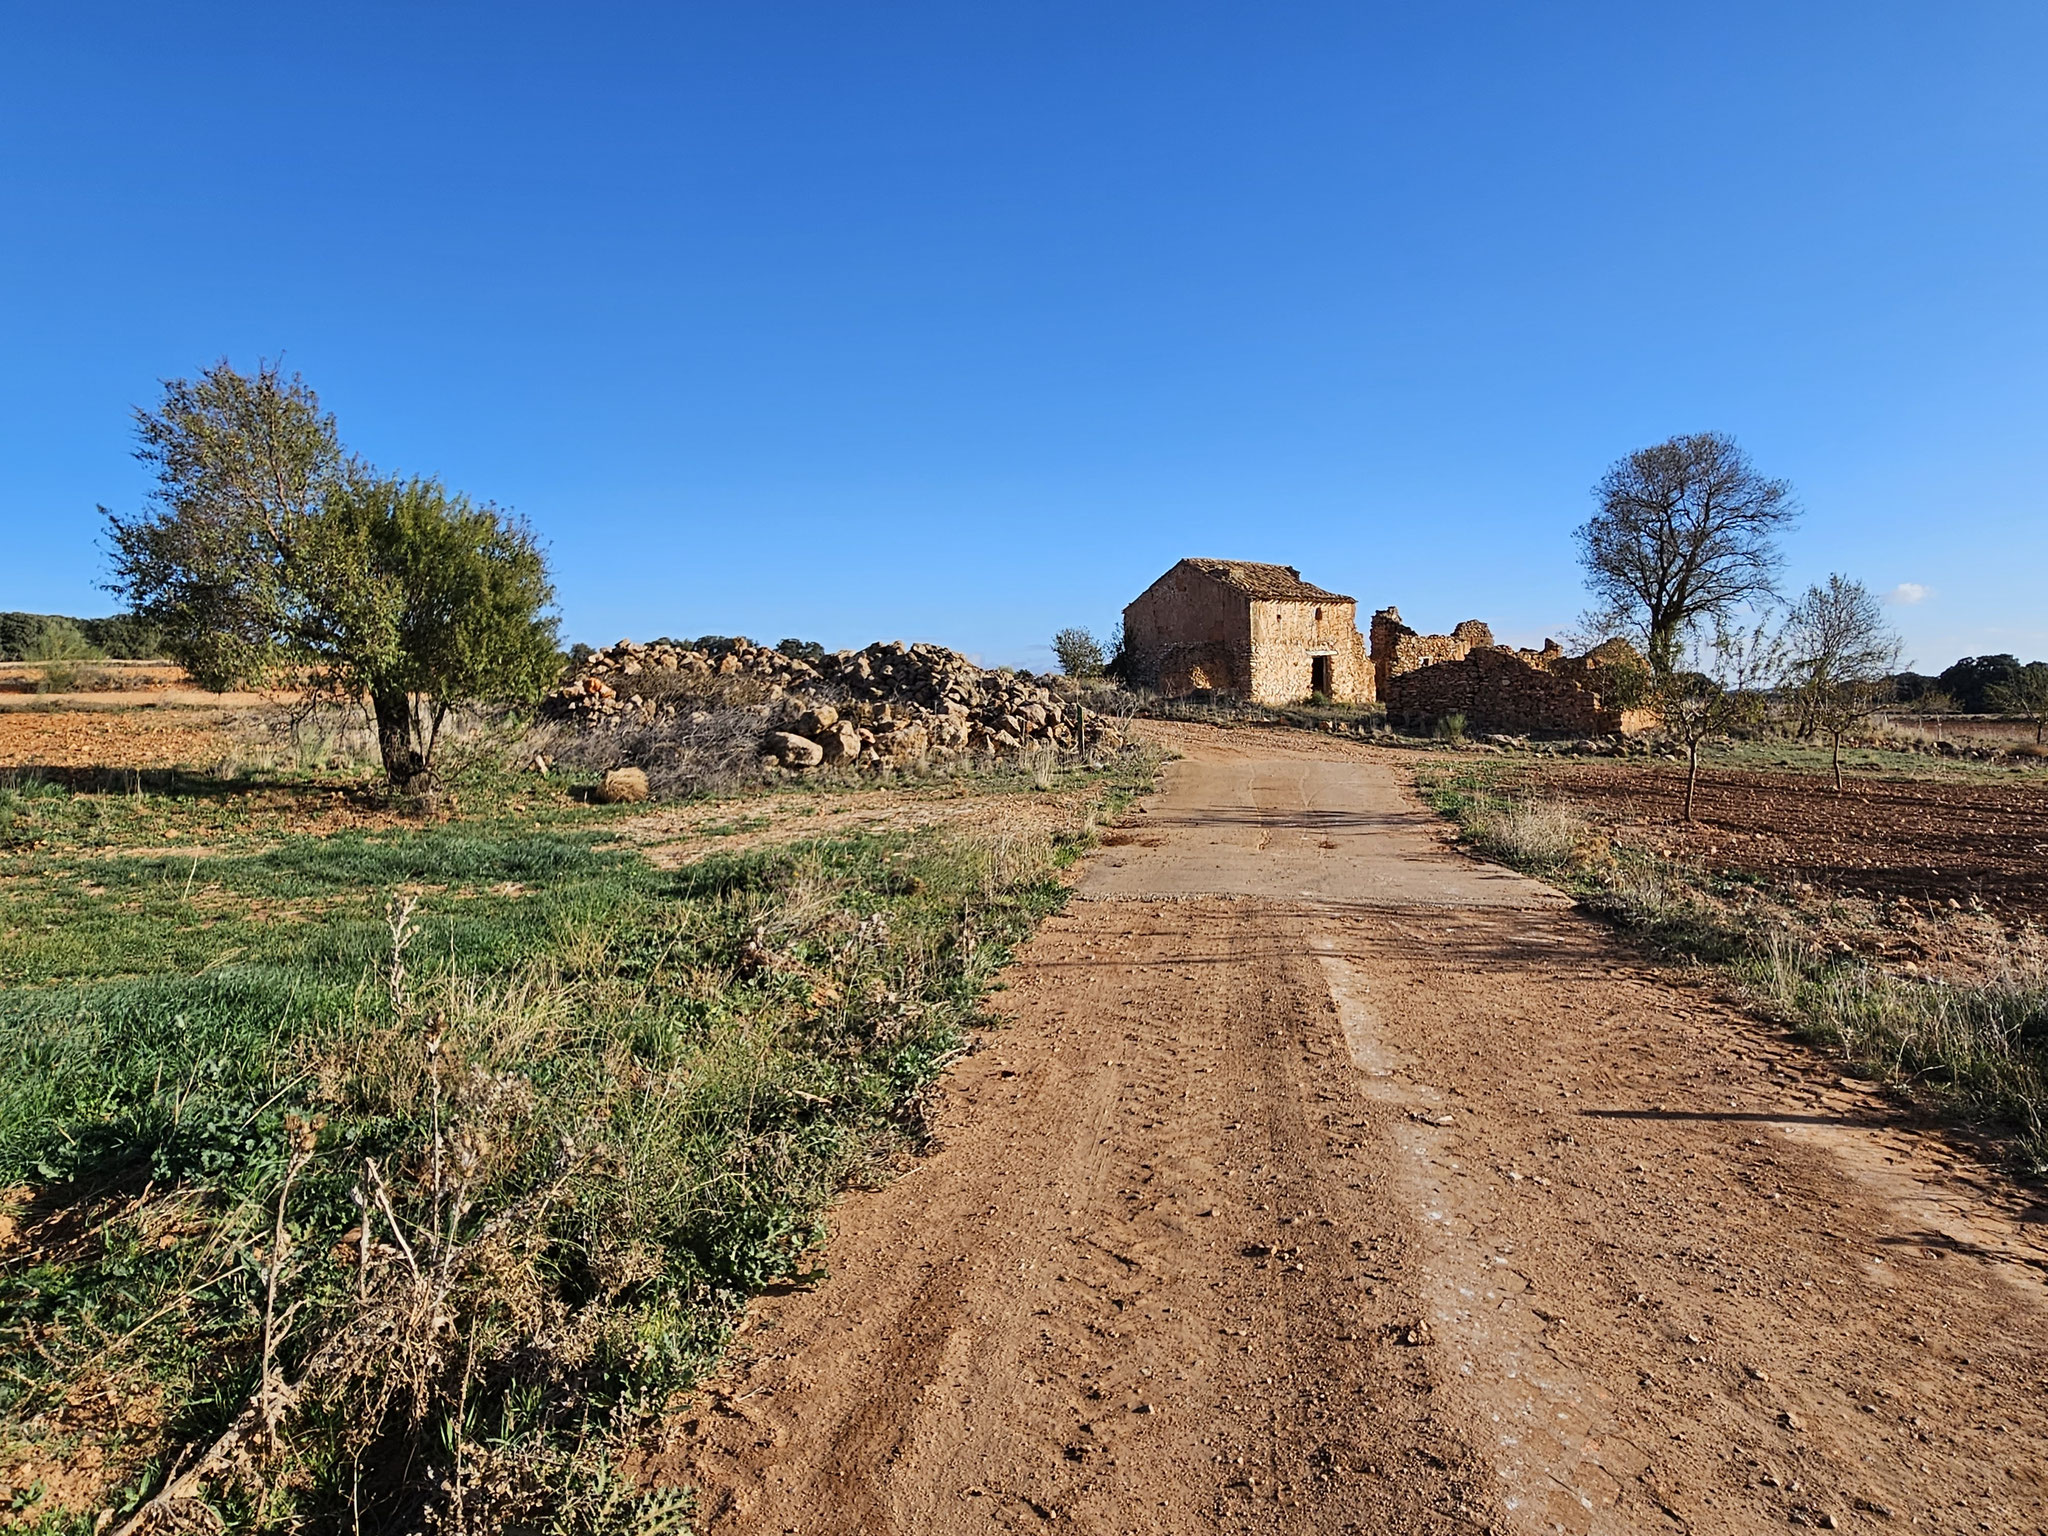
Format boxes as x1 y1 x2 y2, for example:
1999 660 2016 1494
1739 929 2048 1151
1458 797 1592 870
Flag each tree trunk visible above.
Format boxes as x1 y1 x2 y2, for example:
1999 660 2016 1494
1831 732 1844 792
1649 622 1679 679
372 687 426 790
1684 739 1700 822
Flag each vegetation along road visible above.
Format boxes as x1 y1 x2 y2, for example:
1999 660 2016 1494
668 723 2048 1534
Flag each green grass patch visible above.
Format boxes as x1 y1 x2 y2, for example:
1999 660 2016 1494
0 747 1158 1532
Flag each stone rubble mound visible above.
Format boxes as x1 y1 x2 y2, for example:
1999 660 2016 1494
547 636 1122 772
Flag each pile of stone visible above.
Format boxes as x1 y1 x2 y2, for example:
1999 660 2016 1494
547 636 1122 773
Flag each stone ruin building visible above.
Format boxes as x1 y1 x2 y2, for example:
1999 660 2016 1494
1374 606 1651 736
1122 563 1648 734
1368 608 1499 699
1121 559 1371 705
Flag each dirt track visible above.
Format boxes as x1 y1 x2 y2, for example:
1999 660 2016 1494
660 725 2048 1534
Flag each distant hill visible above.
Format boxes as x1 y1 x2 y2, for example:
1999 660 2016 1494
0 611 165 661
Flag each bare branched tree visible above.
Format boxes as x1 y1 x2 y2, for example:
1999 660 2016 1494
1781 574 1904 791
1990 662 2048 746
1650 618 1782 823
1578 433 1799 675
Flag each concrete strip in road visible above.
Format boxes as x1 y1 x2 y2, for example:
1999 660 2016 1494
1077 753 1563 909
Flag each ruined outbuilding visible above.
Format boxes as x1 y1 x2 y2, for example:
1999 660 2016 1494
1122 559 1370 704
1382 632 1652 736
1368 608 1497 698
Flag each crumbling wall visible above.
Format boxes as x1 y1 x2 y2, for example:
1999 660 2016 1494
1369 608 1495 697
1383 643 1645 736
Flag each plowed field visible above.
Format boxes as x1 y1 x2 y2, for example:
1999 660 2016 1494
1495 761 2048 923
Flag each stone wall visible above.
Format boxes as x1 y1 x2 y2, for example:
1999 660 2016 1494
1369 608 1495 696
1383 642 1648 736
1123 568 1253 695
1246 598 1371 704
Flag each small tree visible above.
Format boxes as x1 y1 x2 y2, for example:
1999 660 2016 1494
1781 575 1903 791
107 360 560 789
1649 619 1780 822
1051 627 1106 679
1578 433 1799 675
1990 661 2048 745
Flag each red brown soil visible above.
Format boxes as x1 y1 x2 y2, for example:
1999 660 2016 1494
0 707 237 771
1501 759 2048 925
650 728 2048 1534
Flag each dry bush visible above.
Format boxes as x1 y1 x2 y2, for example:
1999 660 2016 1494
1461 797 1591 870
545 706 771 799
1741 927 2048 1159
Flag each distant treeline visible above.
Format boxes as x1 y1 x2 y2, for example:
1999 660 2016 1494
0 611 166 661
1891 654 2045 714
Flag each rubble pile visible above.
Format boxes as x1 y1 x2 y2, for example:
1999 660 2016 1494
547 636 1122 773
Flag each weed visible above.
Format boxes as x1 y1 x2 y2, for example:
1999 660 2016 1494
1416 759 2048 1165
1458 797 1589 870
0 745 1155 1529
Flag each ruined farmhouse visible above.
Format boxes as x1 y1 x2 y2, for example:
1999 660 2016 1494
1121 559 1371 705
1377 615 1651 736
1123 560 1649 734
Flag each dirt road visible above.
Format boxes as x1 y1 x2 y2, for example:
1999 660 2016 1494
663 726 2048 1534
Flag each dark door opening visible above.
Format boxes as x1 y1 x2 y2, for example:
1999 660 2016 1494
1310 654 1333 698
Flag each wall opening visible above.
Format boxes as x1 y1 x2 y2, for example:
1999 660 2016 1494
1310 654 1333 697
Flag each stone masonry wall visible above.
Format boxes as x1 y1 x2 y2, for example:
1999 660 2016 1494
1123 568 1253 695
1383 645 1641 736
1247 599 1371 704
1369 608 1495 697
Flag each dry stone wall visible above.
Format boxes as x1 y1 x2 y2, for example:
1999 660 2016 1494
548 636 1120 776
1383 642 1647 736
1247 599 1371 703
1369 608 1495 697
1122 569 1253 695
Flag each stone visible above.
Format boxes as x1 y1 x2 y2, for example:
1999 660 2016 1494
819 720 862 763
798 705 839 734
762 731 826 769
596 767 649 804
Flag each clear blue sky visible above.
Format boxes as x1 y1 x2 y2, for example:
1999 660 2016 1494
4 3 2043 671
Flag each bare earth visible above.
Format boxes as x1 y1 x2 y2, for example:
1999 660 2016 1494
656 724 2048 1535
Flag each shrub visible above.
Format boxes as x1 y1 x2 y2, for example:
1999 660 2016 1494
1462 798 1589 869
1430 712 1467 744
1051 628 1106 679
548 704 772 799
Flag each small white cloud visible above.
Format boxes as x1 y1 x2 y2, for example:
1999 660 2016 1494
1886 582 1929 606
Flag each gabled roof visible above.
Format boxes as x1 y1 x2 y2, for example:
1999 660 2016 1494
1177 558 1353 604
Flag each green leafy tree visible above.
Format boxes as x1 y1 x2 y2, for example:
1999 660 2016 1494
1578 433 1799 675
1781 574 1903 791
1051 627 1106 679
106 359 559 788
1990 661 2048 744
1938 654 2023 714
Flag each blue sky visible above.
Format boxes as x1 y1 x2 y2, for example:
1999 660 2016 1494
3 3 2043 671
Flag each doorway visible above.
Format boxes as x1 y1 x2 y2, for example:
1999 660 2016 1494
1309 653 1333 699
